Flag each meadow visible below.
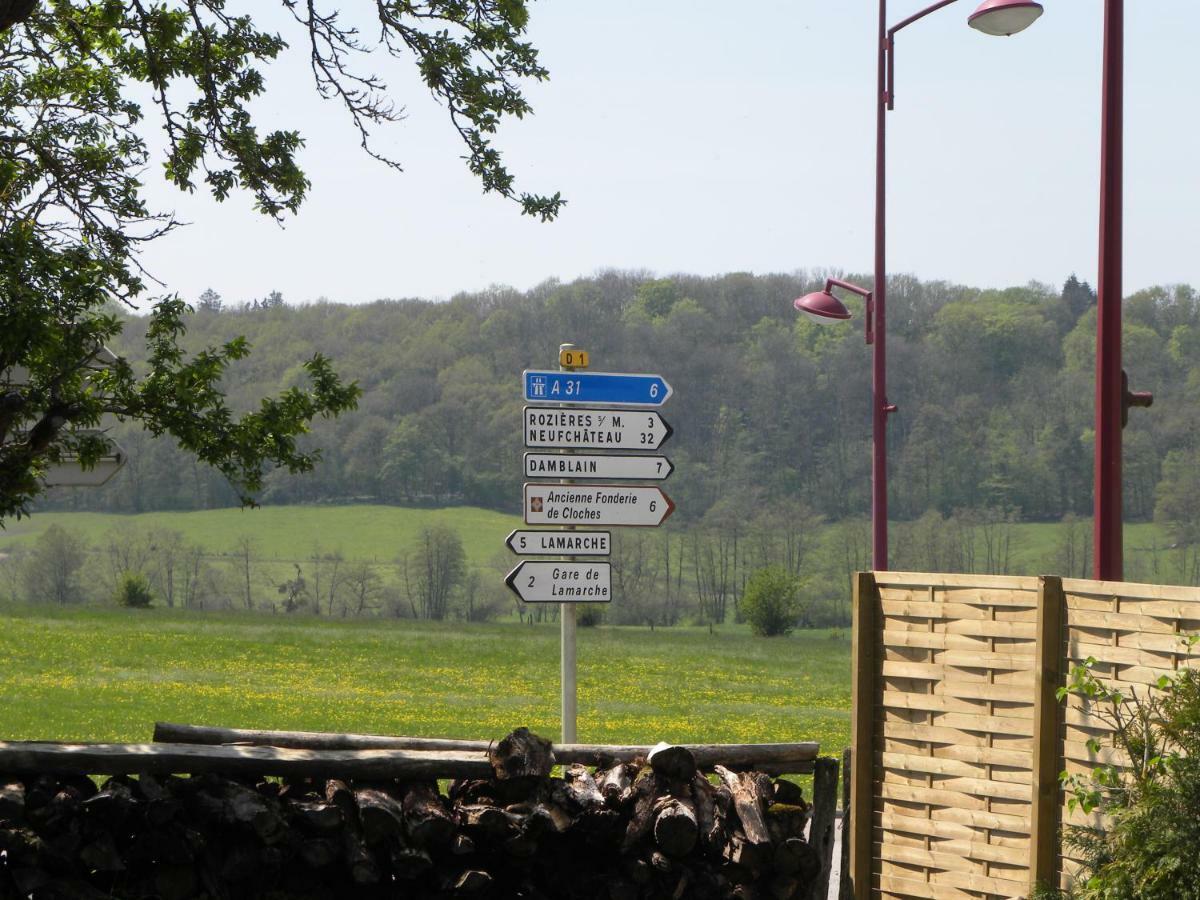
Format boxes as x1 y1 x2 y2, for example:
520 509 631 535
0 605 852 753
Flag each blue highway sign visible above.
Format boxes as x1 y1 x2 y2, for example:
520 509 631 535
523 370 673 407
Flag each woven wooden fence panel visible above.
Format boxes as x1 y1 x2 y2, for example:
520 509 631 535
1057 578 1200 891
852 573 1200 900
867 572 1041 900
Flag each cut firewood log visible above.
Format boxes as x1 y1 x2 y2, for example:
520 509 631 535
620 767 661 851
765 801 808 843
80 776 135 829
299 836 339 868
451 869 493 895
647 743 697 784
652 796 698 857
689 773 720 853
451 832 475 855
0 781 25 822
715 766 771 845
402 780 456 847
323 779 379 885
289 799 342 833
354 786 406 844
597 762 633 806
390 842 433 879
772 836 820 882
772 779 805 807
77 832 124 873
559 763 605 811
458 803 519 838
488 728 554 781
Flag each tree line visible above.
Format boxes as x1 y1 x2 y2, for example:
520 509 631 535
40 271 1200 545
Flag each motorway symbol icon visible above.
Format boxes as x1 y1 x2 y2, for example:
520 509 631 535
523 407 672 451
523 370 672 407
505 530 611 557
505 561 612 603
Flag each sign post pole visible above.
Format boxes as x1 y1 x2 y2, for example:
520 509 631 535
558 343 578 744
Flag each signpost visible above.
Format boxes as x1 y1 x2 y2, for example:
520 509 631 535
523 370 672 407
524 453 673 481
524 483 675 527
523 407 672 451
508 347 676 745
504 561 612 604
506 530 611 557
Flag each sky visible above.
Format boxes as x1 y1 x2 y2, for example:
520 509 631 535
135 1 1200 307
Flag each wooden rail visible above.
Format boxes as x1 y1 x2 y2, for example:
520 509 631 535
0 741 494 779
153 722 821 774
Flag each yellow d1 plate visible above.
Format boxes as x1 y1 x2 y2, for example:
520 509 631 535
559 349 590 369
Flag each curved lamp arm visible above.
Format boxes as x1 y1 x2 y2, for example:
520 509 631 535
886 0 964 109
823 279 877 345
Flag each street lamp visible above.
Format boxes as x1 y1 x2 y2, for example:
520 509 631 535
793 0 1042 572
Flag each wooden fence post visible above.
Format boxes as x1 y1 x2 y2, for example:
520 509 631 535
850 572 880 900
809 756 839 900
1031 576 1066 894
840 746 853 900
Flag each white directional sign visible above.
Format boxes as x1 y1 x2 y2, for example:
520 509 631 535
524 453 673 481
524 483 675 527
41 433 127 487
505 561 612 603
524 407 672 451
506 530 611 557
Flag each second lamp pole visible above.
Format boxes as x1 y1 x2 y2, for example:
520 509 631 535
794 0 1044 570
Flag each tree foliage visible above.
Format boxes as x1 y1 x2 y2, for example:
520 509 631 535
0 0 560 521
740 566 801 637
1047 654 1200 899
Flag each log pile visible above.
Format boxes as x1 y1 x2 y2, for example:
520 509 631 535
0 729 826 900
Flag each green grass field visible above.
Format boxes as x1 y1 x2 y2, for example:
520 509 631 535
0 606 852 753
0 506 522 568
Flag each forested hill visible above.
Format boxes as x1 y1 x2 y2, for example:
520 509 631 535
46 272 1200 536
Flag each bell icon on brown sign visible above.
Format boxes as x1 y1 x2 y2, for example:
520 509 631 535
530 496 544 513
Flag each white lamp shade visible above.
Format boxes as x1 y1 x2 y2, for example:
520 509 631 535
968 0 1044 36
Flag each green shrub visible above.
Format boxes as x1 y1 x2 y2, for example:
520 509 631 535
115 572 154 609
1054 648 1200 900
740 566 802 637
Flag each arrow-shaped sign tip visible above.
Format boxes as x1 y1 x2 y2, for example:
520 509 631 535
504 563 521 598
663 491 677 524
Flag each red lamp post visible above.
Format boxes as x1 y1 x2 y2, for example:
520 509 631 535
794 0 1042 572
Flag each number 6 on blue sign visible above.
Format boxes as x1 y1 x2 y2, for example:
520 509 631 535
523 370 673 408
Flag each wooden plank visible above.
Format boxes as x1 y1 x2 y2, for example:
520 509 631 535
881 600 1037 622
1031 575 1065 895
851 572 880 900
1066 639 1196 669
840 746 853 900
880 803 1030 835
882 629 1036 655
0 741 494 779
1065 626 1200 655
1061 740 1125 766
1061 577 1200 604
873 826 1027 866
880 754 1031 791
878 705 1036 737
876 872 976 900
877 844 1030 892
875 572 1040 591
152 723 819 773
881 692 1033 721
878 811 1025 844
1065 607 1184 635
1063 595 1200 620
881 737 1030 768
809 756 839 900
880 720 1032 751
878 781 1015 815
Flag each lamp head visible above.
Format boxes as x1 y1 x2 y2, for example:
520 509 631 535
794 290 852 322
968 0 1044 36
